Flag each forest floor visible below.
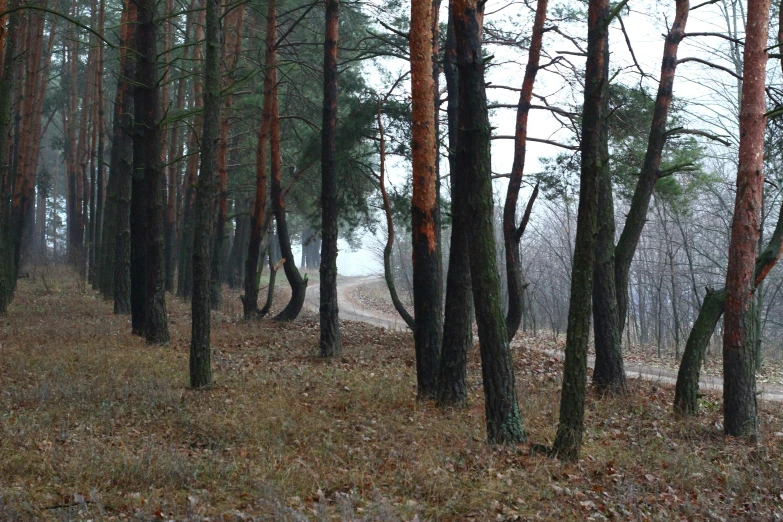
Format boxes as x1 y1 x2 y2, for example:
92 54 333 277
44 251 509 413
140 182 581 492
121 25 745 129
2 266 783 521
346 277 783 392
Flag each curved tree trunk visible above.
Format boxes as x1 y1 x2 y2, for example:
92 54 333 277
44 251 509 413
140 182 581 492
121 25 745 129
410 0 442 400
319 0 341 356
453 0 526 444
674 288 725 415
553 0 608 462
613 0 688 334
378 101 415 330
241 0 275 318
502 0 547 342
270 35 307 322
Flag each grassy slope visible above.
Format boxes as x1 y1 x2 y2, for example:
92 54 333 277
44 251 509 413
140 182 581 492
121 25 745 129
1 266 782 521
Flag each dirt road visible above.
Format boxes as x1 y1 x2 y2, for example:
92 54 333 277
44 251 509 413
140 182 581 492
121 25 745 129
306 276 783 402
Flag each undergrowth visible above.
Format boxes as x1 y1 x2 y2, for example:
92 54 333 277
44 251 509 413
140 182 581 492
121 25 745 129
1 266 782 520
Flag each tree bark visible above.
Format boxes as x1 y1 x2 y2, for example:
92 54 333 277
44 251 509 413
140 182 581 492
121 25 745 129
270 59 308 321
190 0 222 388
241 0 275 318
132 0 170 344
453 0 526 444
502 0 547 342
176 0 204 299
553 0 608 461
210 3 244 309
98 0 132 300
0 7 18 313
320 0 341 356
721 0 770 439
10 11 45 276
378 100 415 330
165 5 193 293
591 130 626 393
438 10 472 408
613 0 689 335
410 0 442 400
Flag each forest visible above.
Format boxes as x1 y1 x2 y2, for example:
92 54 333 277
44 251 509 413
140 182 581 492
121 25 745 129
1 0 783 519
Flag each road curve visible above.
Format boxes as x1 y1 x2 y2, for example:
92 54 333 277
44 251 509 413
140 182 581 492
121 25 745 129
304 275 410 331
308 276 783 403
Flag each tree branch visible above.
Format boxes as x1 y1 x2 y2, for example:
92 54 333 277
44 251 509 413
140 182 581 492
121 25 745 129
677 57 742 80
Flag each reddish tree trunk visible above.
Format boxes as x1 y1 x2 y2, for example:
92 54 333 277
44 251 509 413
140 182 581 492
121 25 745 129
210 3 244 308
502 0 547 342
241 0 275 318
410 0 442 400
722 0 770 440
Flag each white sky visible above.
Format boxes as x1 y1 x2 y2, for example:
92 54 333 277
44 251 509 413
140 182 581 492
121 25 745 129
338 0 767 276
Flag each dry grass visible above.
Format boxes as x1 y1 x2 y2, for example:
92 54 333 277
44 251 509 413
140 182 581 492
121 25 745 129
1 266 783 521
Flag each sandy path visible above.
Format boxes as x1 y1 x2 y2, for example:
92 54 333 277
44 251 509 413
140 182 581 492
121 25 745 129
306 276 783 402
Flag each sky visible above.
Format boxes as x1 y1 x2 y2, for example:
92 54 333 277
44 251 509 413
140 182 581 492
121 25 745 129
334 0 763 276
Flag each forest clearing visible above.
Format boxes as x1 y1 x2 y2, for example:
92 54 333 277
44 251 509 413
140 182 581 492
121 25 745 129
2 268 783 520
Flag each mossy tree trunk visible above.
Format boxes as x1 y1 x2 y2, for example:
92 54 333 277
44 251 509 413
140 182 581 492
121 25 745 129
437 11 472 408
190 0 221 388
552 0 608 462
453 0 526 444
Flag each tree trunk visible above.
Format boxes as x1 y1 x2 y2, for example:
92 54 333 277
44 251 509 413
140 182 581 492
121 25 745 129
553 0 608 462
241 0 275 318
94 0 106 284
190 0 221 388
132 0 170 344
165 9 192 293
0 7 19 313
438 10 472 408
591 134 626 392
453 0 526 444
378 100 415 330
721 0 770 439
10 12 45 276
269 95 307 321
613 0 688 335
410 0 442 400
320 0 341 356
228 196 249 288
270 51 307 322
176 1 204 299
502 0 547 342
98 0 132 299
209 4 244 310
